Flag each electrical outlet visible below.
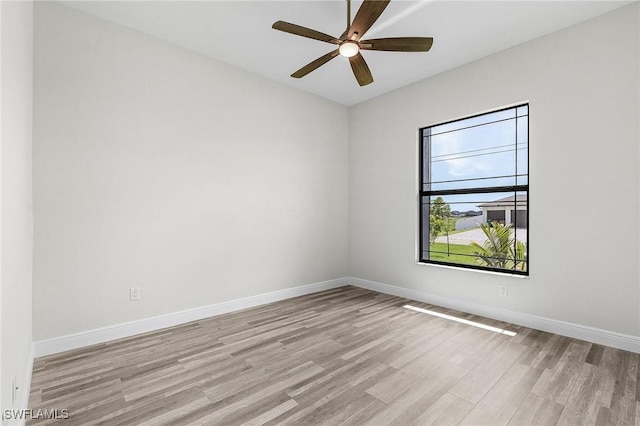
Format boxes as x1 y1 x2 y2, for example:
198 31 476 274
499 285 508 297
129 287 140 301
317 259 325 270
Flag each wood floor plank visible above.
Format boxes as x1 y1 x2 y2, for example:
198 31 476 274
267 361 393 425
459 362 543 425
531 340 592 405
386 324 451 369
365 369 424 404
364 362 467 425
88 386 208 426
27 286 639 425
556 363 616 425
507 393 565 426
299 390 382 425
519 333 571 371
599 346 639 399
244 398 299 426
411 392 474 425
194 362 325 424
595 393 638 425
135 395 211 426
449 340 527 404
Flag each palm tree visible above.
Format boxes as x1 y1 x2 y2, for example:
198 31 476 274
470 222 527 271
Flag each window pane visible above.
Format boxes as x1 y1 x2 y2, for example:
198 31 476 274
422 135 430 191
427 119 519 190
430 108 516 136
516 116 528 185
421 192 528 273
516 105 528 117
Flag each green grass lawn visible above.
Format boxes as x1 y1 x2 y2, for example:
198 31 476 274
428 242 528 272
428 242 479 266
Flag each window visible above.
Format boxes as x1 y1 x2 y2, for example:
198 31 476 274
419 104 529 275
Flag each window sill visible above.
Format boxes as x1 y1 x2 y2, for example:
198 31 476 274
415 260 530 279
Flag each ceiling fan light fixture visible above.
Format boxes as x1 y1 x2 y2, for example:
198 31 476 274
272 0 432 86
339 41 359 58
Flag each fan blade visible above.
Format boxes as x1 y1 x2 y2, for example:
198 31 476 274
349 53 374 86
272 21 340 44
360 37 433 52
348 0 390 41
291 50 340 78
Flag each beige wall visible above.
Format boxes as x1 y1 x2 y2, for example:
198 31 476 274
33 2 349 340
1 0 34 414
31 1 639 349
349 3 639 337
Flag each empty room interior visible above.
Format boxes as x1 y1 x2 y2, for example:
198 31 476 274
2 0 639 424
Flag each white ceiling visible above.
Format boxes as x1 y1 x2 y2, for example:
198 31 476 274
61 0 632 106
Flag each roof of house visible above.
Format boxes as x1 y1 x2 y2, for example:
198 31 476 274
478 194 528 208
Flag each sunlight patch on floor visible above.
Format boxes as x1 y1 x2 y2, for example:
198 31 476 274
403 304 517 336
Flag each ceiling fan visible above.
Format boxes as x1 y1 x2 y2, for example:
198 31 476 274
272 0 433 87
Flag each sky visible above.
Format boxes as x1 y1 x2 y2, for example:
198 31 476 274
423 105 528 212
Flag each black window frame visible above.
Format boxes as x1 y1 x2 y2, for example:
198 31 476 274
418 104 530 276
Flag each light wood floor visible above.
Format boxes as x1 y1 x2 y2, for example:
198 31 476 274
28 286 639 425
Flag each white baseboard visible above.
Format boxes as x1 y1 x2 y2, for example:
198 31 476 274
33 278 347 357
33 276 640 358
348 277 640 353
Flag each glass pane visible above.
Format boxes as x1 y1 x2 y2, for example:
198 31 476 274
516 116 528 184
428 118 518 190
430 108 516 136
517 116 528 143
516 174 528 186
420 197 431 251
422 192 528 273
422 137 430 191
516 105 528 117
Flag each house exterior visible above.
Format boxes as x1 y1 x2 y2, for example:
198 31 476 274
477 194 528 228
